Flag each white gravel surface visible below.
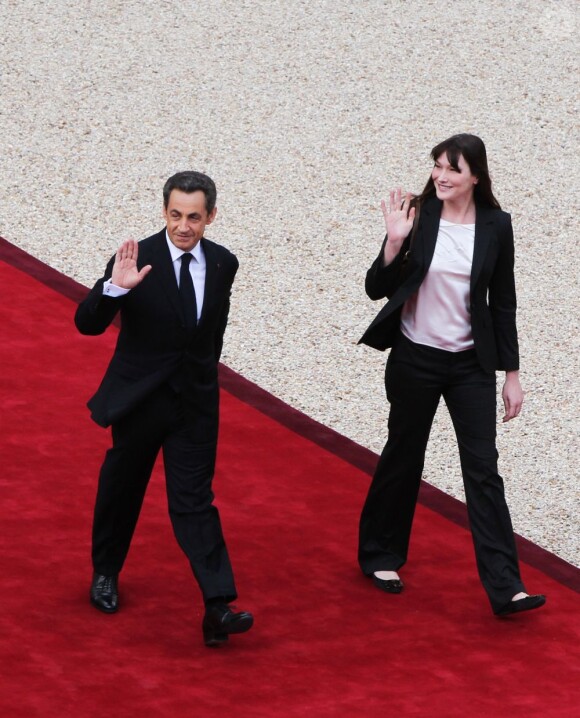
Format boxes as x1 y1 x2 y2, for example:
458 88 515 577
1 0 578 567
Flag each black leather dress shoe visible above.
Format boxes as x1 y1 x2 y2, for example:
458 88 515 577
202 603 254 647
372 573 404 594
90 573 119 614
495 594 546 617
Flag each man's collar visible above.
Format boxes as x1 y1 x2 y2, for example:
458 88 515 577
165 231 204 262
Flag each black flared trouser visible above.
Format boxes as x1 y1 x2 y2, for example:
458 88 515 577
358 333 525 612
91 383 237 603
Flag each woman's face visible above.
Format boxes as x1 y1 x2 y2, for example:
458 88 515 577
432 152 478 205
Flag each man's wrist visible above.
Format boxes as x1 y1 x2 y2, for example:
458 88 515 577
103 279 130 297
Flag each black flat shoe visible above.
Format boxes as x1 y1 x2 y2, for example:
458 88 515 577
371 573 404 594
202 603 254 647
90 573 119 613
495 594 546 617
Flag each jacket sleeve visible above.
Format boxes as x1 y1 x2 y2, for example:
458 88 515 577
74 255 125 335
489 214 519 371
365 232 412 300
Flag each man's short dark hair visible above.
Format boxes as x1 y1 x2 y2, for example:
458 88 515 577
163 171 217 213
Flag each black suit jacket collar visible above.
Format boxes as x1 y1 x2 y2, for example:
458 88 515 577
418 196 497 289
145 230 222 327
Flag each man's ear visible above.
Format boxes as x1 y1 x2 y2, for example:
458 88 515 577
207 207 218 224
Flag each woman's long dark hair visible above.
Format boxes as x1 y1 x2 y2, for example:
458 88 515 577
413 133 501 210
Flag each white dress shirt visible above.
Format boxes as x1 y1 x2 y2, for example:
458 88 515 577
165 233 206 321
401 219 476 352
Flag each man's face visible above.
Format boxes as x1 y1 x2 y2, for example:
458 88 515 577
163 189 217 252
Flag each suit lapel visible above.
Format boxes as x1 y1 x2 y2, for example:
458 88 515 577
471 205 495 291
149 231 183 319
199 238 220 326
149 234 223 327
417 197 442 271
419 198 495 290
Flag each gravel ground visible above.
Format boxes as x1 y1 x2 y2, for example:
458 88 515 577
1 0 578 568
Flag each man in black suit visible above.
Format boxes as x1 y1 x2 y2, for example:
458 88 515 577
75 171 253 646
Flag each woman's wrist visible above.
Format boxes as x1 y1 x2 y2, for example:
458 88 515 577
382 240 403 266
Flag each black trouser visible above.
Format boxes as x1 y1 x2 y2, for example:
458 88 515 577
92 383 237 603
358 333 525 612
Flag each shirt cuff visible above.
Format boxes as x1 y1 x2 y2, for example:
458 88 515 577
103 279 130 297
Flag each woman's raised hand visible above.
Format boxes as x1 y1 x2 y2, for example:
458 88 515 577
380 189 416 266
382 188 416 242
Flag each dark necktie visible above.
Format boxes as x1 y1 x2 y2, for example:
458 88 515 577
179 253 197 327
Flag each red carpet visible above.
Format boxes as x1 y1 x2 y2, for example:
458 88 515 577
1 237 579 717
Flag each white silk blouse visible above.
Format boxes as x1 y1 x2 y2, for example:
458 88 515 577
400 219 476 352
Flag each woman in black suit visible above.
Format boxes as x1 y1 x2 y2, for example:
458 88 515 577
358 134 545 616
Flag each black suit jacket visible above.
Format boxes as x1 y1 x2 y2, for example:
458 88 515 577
75 230 238 438
358 197 519 373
